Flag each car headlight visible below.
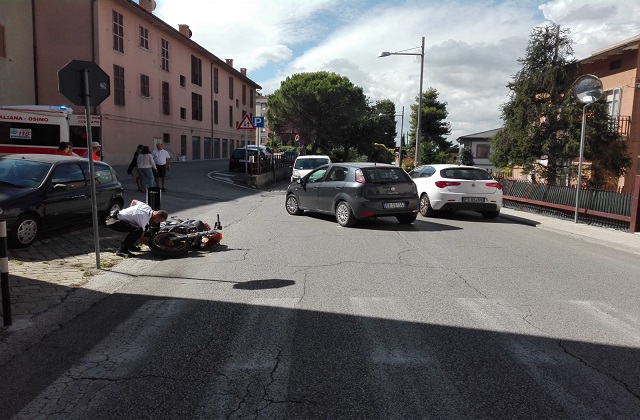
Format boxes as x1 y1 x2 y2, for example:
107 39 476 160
292 170 300 178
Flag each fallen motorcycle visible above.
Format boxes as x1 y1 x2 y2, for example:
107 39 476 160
147 214 223 258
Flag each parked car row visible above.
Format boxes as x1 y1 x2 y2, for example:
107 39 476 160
0 153 503 248
284 162 503 227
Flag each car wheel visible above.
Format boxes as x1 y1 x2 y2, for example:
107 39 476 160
101 199 124 224
481 210 500 219
285 194 303 215
419 193 436 217
396 213 417 224
335 201 356 227
10 214 40 248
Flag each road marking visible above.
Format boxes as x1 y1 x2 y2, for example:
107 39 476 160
207 170 257 190
13 300 187 419
196 298 298 418
350 297 464 414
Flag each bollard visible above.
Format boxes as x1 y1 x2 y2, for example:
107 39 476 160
147 186 162 236
0 221 11 326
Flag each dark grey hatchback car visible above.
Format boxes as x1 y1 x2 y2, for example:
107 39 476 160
0 154 124 247
285 162 419 227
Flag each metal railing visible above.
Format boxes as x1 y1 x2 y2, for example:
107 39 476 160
500 178 634 231
610 115 631 138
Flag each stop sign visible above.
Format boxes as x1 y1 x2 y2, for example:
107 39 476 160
58 60 111 106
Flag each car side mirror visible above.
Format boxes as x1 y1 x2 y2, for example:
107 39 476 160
299 178 306 188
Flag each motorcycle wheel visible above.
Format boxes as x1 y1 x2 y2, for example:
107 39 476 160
148 232 191 258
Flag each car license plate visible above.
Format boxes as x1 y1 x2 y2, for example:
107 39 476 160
462 197 485 203
383 202 406 209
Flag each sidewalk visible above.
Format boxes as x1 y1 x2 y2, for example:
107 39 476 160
2 202 640 331
499 207 640 256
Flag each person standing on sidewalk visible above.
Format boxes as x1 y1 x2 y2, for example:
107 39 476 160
127 144 144 191
152 142 171 192
137 145 156 190
106 199 168 257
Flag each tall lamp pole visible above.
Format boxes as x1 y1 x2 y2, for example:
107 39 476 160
378 36 425 166
399 105 404 166
572 74 603 223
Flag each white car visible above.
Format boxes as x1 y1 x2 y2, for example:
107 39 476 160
408 164 503 218
290 155 331 182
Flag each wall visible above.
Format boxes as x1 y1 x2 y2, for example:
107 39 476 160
0 0 35 105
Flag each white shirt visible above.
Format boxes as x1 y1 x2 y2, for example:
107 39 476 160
117 202 153 228
137 153 157 169
152 148 171 165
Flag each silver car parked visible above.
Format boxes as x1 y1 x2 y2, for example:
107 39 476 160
285 162 419 227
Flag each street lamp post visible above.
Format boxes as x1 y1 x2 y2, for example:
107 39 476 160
573 74 603 223
379 36 425 166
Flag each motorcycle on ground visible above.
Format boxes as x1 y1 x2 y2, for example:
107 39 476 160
147 214 223 258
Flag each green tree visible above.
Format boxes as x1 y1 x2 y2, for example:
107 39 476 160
490 24 631 185
372 99 398 149
458 147 475 165
266 72 367 154
407 88 453 165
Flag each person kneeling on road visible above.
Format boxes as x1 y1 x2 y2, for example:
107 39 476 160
106 199 168 257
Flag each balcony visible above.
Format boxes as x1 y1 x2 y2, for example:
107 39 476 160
610 115 631 138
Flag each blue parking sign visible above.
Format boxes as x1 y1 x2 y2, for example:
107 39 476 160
252 116 265 128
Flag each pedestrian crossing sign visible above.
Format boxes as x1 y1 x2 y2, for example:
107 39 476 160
237 114 256 130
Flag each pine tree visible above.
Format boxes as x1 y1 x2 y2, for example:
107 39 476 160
490 24 631 186
408 88 453 164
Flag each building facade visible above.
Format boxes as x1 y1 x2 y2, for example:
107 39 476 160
456 128 500 174
1 0 261 165
255 94 271 147
577 35 640 193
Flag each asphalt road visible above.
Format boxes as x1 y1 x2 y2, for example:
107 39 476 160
1 160 639 419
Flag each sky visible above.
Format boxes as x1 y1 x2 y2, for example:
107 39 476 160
153 0 640 145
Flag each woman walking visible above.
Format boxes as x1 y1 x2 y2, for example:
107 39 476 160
127 144 144 191
136 145 157 190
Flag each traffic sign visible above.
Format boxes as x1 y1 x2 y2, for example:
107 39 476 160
237 114 256 130
58 60 111 106
252 116 265 128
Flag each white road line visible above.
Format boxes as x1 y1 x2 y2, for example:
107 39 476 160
13 300 187 419
197 298 299 419
350 297 464 414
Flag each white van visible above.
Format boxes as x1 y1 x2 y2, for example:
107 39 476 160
291 155 332 182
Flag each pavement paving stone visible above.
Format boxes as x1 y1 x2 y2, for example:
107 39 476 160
1 223 128 325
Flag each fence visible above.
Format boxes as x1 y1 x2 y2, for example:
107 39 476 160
245 154 292 175
499 177 640 232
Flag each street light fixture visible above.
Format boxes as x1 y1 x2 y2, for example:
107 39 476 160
379 36 425 166
573 74 603 223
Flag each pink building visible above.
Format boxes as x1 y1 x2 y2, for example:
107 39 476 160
0 0 261 165
577 35 640 193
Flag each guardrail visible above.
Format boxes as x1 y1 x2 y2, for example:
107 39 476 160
499 175 640 233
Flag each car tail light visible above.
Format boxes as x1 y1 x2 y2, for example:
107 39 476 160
435 180 461 188
486 182 503 190
355 169 365 184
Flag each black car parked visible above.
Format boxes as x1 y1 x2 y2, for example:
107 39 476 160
0 154 124 247
285 162 419 227
228 146 273 172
